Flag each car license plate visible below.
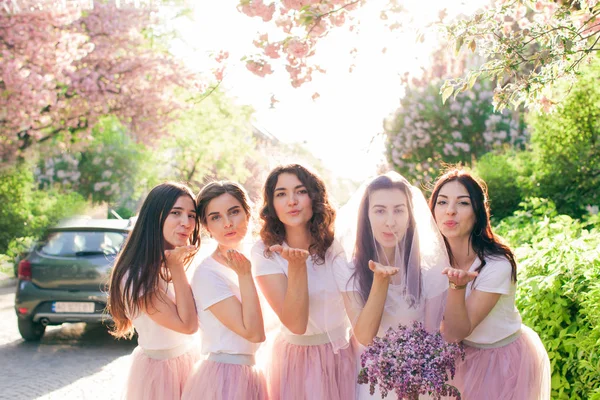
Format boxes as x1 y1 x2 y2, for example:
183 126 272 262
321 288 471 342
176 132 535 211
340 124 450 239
52 302 95 313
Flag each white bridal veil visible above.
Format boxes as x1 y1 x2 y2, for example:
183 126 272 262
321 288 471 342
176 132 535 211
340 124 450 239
333 171 450 337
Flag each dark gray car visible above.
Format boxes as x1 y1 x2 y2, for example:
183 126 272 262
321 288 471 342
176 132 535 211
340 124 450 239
14 217 134 341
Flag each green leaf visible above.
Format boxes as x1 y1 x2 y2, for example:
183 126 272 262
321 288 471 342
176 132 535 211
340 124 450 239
469 40 476 52
455 36 464 54
441 84 454 104
467 73 479 89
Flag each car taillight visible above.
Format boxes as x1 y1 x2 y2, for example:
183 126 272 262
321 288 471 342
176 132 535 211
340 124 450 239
18 260 32 280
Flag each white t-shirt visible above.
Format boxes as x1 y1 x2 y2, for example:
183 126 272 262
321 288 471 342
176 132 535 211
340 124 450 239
191 256 259 356
251 240 349 337
130 279 196 351
464 255 522 344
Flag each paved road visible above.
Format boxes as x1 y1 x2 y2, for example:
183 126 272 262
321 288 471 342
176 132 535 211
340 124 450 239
0 243 220 400
0 285 137 400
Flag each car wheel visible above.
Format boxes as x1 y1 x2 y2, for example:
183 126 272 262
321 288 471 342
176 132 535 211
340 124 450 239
18 318 46 341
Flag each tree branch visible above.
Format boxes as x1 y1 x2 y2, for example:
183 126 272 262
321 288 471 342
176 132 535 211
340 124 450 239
305 0 360 38
189 80 221 105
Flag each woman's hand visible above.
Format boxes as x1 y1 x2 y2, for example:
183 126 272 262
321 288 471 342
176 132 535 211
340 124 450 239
164 245 196 270
223 249 252 276
369 260 399 280
269 245 309 267
442 267 478 287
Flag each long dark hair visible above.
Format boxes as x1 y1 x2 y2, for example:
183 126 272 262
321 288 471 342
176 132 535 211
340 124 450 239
352 174 420 304
108 182 200 338
428 169 517 282
197 180 252 228
259 164 335 264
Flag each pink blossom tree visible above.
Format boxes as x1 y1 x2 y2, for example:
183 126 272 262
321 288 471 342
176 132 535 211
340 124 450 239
237 0 367 89
0 2 202 165
236 0 600 112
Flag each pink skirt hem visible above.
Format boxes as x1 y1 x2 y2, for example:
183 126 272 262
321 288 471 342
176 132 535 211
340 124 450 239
122 345 202 400
182 359 268 400
452 325 551 400
266 335 358 400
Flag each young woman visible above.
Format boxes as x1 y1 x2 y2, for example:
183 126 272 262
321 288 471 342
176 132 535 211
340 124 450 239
182 181 267 400
251 164 356 400
334 171 449 399
429 168 551 400
108 182 201 400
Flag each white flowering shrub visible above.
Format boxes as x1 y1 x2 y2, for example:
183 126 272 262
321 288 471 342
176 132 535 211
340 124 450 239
384 78 528 185
35 153 81 189
35 117 150 204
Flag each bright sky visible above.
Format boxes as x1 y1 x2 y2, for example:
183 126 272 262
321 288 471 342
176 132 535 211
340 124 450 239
172 0 487 181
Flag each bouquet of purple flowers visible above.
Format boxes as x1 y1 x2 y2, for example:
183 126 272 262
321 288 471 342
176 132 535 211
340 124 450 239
358 321 465 400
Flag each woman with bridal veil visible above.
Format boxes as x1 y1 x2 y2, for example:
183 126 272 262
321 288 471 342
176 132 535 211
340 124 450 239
333 171 450 399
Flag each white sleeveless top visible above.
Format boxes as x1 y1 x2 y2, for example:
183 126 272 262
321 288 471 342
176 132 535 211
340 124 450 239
129 279 196 351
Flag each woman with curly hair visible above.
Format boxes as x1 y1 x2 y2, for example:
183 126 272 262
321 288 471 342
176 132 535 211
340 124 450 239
250 164 356 400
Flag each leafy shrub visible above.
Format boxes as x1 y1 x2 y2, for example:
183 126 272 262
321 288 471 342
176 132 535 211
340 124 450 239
0 163 32 252
525 56 600 218
474 150 524 220
35 116 154 204
495 199 600 399
111 205 136 220
0 254 14 277
470 55 600 221
0 163 87 254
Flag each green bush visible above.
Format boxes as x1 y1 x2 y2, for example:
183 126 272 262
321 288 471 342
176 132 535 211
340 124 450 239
525 57 600 218
495 200 600 399
0 163 87 254
0 253 14 277
474 150 526 220
111 205 136 220
471 56 600 221
0 163 32 252
35 116 155 205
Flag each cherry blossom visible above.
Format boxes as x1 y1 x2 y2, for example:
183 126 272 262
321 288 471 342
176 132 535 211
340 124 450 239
1 2 202 165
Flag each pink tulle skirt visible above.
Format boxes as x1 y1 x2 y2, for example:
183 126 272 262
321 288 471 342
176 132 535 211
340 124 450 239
181 359 268 400
266 334 357 400
122 345 202 400
452 325 551 400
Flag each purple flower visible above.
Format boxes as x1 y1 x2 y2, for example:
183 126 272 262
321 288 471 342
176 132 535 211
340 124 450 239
358 321 465 400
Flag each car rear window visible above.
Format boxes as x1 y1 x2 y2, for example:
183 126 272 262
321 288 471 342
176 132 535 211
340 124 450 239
39 231 127 257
